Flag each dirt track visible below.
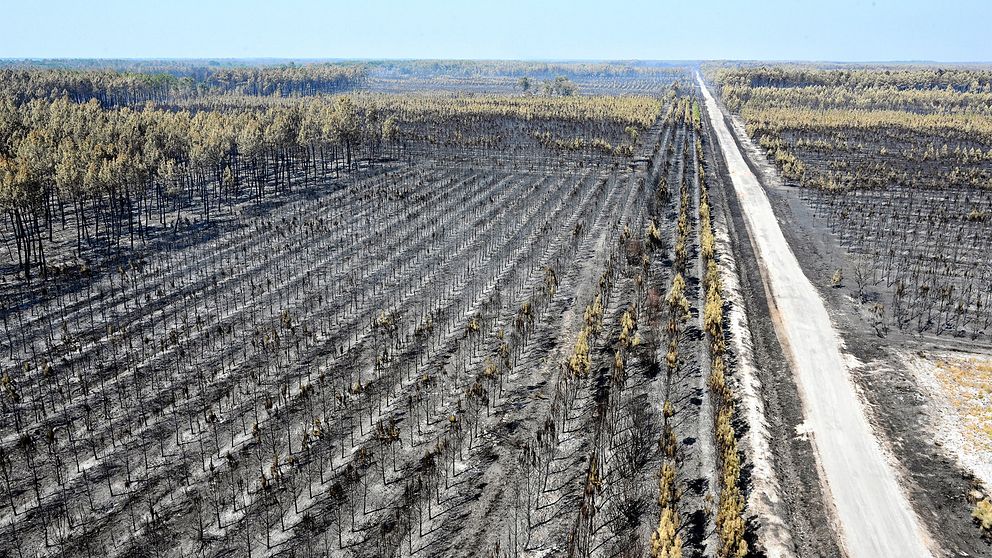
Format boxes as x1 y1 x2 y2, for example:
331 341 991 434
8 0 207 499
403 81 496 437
697 73 935 558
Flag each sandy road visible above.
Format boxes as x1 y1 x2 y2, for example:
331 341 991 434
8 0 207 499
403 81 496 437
696 73 934 558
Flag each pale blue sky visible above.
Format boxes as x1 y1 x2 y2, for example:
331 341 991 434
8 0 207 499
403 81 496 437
2 0 989 62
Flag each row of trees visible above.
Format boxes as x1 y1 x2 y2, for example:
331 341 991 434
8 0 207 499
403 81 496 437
651 232 689 556
651 107 694 556
347 92 662 129
515 75 581 96
0 64 367 106
722 82 992 116
368 59 690 79
697 135 748 558
713 65 992 93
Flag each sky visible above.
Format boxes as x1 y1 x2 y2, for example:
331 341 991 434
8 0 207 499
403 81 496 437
1 0 989 62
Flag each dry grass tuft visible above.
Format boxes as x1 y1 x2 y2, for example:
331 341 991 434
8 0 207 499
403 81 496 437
933 356 992 453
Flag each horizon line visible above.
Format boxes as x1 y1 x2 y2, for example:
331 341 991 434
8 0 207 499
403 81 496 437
2 57 992 65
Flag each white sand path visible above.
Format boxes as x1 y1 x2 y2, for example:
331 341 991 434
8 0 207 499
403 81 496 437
698 73 934 558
